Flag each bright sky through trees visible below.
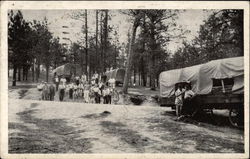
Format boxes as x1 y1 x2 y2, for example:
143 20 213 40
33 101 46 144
21 9 213 52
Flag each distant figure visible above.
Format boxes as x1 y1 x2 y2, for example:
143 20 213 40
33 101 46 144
175 83 185 117
102 85 110 104
73 83 78 100
112 89 119 105
60 76 67 85
108 78 116 89
49 84 55 101
54 74 59 91
89 87 95 103
68 83 74 99
81 74 87 84
83 84 90 103
58 81 66 101
75 75 80 85
42 82 49 100
183 82 195 115
93 84 101 104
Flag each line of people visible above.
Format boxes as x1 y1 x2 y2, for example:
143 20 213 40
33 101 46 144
38 73 119 105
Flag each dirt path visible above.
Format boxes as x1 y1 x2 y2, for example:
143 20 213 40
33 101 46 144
8 99 244 153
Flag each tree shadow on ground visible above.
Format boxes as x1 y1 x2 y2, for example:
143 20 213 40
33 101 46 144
100 121 152 153
147 116 244 153
9 105 93 153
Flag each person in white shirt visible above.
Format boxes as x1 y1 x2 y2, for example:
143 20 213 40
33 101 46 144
81 74 86 84
60 76 67 85
175 83 185 117
83 84 90 103
73 84 78 100
108 78 116 89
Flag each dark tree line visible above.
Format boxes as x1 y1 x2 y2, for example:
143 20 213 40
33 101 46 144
172 10 243 69
8 9 243 93
8 10 65 86
122 9 243 93
69 10 123 78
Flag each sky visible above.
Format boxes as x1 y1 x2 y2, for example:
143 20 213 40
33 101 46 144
20 9 214 53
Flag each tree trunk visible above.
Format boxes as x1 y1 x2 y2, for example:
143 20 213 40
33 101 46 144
103 10 108 72
26 67 28 81
12 66 17 86
122 17 140 94
18 67 21 81
32 60 35 82
150 55 156 90
22 66 25 81
85 9 89 81
96 10 99 73
133 67 136 84
100 12 104 73
36 62 40 82
46 65 49 82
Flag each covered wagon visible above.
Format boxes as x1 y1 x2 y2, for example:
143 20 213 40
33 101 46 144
159 56 244 127
52 63 83 82
103 68 125 86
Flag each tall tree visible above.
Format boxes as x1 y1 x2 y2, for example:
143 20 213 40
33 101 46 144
95 10 99 73
8 10 32 86
85 10 89 80
144 10 179 90
122 10 143 94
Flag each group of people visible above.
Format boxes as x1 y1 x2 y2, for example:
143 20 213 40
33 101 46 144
175 81 195 117
37 82 56 101
38 73 119 105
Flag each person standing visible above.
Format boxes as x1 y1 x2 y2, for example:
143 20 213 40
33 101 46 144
69 82 74 99
49 84 56 101
112 89 119 105
183 82 195 115
175 83 185 117
58 81 66 101
108 78 116 89
61 75 67 85
83 84 90 103
93 84 101 104
54 74 59 91
106 86 112 104
75 75 80 85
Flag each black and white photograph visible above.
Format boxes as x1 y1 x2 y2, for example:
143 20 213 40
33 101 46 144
0 1 249 158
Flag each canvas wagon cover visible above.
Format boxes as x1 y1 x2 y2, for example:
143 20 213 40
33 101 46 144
105 68 125 82
159 57 244 97
53 63 82 76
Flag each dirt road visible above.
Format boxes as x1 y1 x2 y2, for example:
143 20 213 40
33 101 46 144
8 98 244 153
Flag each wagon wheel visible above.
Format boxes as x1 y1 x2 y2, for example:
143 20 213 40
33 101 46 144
229 108 244 128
